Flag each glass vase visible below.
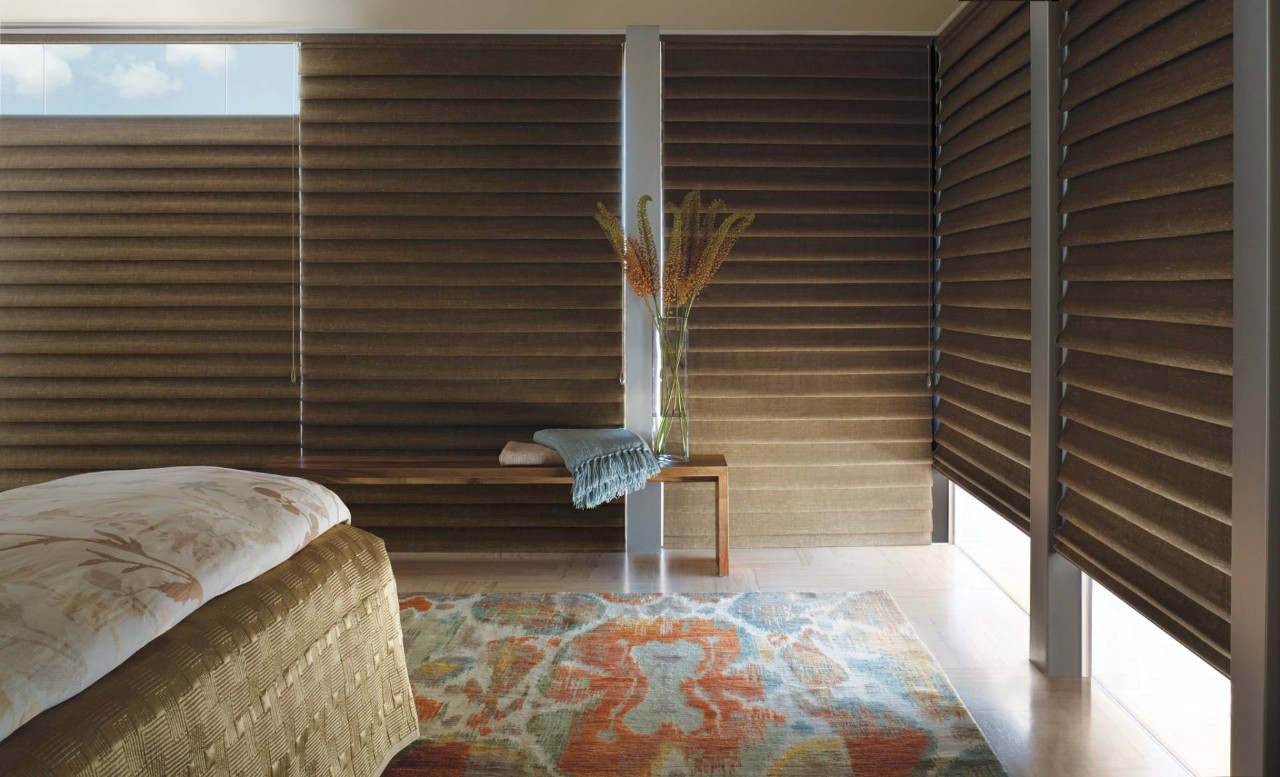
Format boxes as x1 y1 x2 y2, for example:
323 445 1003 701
653 314 690 463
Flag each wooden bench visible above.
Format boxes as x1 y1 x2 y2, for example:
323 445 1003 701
264 454 731 575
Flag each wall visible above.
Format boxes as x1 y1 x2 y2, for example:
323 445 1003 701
0 0 959 34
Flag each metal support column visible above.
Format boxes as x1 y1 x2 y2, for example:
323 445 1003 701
932 472 951 543
1231 0 1280 770
622 25 664 554
1028 1 1083 677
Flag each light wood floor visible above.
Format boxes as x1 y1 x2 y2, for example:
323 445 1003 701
390 544 1191 777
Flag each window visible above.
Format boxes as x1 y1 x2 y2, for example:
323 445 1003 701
1 43 297 115
1090 579 1230 777
0 43 300 488
953 483 1031 612
949 481 1230 777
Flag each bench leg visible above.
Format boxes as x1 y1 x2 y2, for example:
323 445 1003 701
715 472 729 576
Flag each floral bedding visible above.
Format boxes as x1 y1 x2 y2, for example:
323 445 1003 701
0 466 351 742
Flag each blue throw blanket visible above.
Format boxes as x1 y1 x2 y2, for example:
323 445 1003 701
532 428 661 509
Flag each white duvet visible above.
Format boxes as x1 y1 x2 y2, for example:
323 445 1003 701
0 466 350 742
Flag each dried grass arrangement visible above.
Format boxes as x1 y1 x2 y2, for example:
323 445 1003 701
595 189 754 460
594 188 754 320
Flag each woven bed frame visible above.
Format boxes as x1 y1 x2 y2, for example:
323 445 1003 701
0 524 419 776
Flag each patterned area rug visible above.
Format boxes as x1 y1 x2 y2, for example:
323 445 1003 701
387 592 1004 776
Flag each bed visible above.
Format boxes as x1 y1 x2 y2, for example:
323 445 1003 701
0 467 418 776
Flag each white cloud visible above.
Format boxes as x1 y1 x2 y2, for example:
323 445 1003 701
42 51 75 95
164 44 230 72
0 45 47 97
101 61 182 99
0 44 92 99
48 44 92 61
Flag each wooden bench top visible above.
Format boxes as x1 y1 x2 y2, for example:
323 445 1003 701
263 453 731 576
263 454 729 486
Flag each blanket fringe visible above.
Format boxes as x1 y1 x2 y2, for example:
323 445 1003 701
571 447 661 509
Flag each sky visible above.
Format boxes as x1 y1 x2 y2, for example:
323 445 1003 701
0 43 298 115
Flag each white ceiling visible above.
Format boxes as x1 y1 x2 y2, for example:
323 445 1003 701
0 0 963 35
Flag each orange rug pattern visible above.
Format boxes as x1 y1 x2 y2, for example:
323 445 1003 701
388 591 1004 776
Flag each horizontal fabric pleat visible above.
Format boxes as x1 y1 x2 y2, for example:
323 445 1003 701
934 456 1029 534
936 380 1030 433
937 353 1030 404
1057 0 1233 674
664 168 930 194
1059 137 1231 214
936 279 1031 310
935 193 1030 235
935 436 1030 523
938 251 1032 283
662 36 933 547
1061 0 1126 42
1061 388 1230 474
302 75 617 100
1059 186 1231 245
936 159 1034 212
690 396 928 421
1063 0 1199 75
1060 423 1230 524
665 76 929 102
692 373 926 397
663 39 927 79
936 400 1030 466
936 65 1025 137
1059 315 1231 374
1061 37 1231 147
665 144 927 170
939 38 1029 112
936 306 1029 339
1061 0 1230 112
694 307 925 329
936 331 1029 373
1056 528 1229 673
1059 232 1232 281
937 97 1030 169
1059 88 1231 179
300 36 625 551
934 221 1032 260
693 328 926 353
1058 351 1231 425
302 99 619 124
937 2 1023 71
933 430 1028 501
0 115 299 490
693 351 923 375
1059 455 1229 572
1060 280 1231 326
300 44 621 77
935 1 1031 532
937 137 1030 196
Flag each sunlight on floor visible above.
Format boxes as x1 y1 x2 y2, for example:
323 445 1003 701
1091 582 1230 777
950 483 1230 777
954 487 1031 612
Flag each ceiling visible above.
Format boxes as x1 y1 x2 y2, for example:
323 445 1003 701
0 0 963 35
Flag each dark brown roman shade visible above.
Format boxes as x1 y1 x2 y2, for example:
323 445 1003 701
661 36 934 547
1055 0 1233 673
0 115 300 490
933 3 1033 532
298 35 625 551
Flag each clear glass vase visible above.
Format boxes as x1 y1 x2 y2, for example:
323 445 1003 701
653 314 690 463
